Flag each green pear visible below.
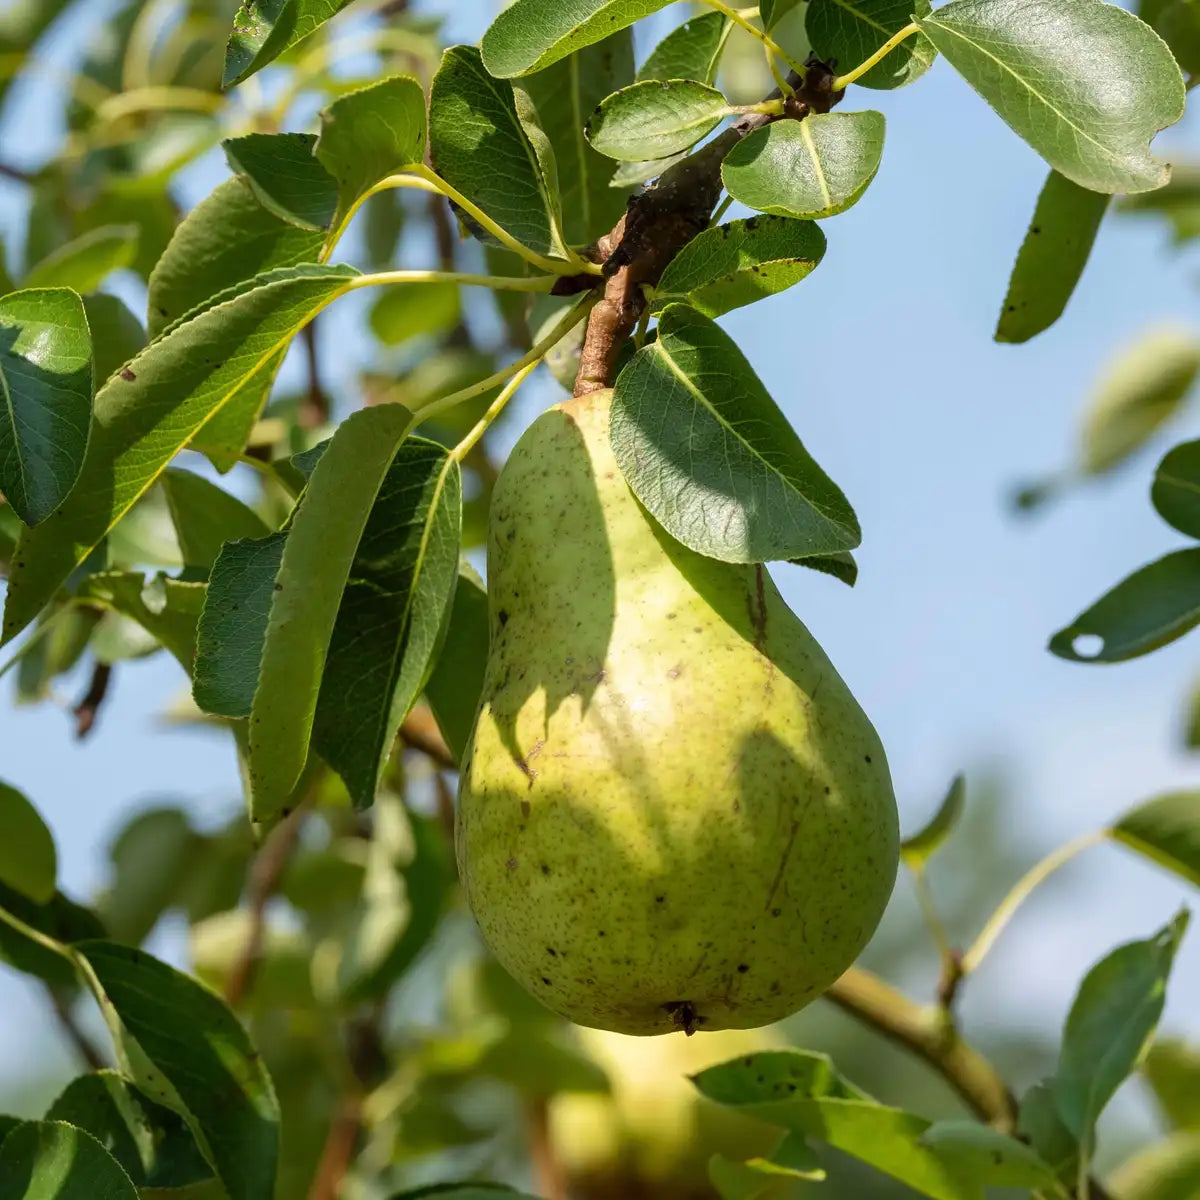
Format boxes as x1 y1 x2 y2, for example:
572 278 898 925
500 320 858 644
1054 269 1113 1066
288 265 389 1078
457 389 898 1035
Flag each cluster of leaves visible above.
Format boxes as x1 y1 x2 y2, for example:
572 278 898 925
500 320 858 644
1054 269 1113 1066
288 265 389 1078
0 0 1198 1197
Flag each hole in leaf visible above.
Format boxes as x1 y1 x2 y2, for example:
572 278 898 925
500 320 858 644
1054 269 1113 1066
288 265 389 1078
1072 633 1104 659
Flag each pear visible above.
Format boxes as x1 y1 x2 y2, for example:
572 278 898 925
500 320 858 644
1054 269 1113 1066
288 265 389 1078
457 389 898 1035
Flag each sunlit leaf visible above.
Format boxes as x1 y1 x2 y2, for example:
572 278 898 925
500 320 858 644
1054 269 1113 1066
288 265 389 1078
224 0 359 87
223 133 339 232
901 774 966 867
23 226 138 292
638 12 730 83
1144 1038 1200 1130
425 564 489 766
1109 1132 1200 1200
160 468 270 572
1111 791 1200 887
0 1121 137 1200
917 0 1184 194
587 79 730 162
0 782 56 903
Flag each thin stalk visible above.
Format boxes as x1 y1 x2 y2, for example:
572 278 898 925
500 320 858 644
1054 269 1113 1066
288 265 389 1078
415 295 597 427
450 360 540 463
122 0 168 92
729 99 786 116
698 0 808 76
910 864 954 964
960 829 1108 975
709 193 735 226
93 86 225 124
0 903 77 963
347 269 561 294
833 21 921 89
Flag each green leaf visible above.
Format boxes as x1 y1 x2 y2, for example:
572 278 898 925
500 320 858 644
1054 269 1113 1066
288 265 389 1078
1111 791 1200 887
248 403 414 826
0 883 104 988
81 295 145 389
78 940 279 1200
161 468 270 572
1 264 355 647
425 564 489 767
315 75 428 231
14 606 99 704
75 573 207 670
481 0 673 77
1149 0 1200 74
761 0 806 31
1153 440 1200 539
653 215 826 317
638 12 731 83
692 1050 983 1200
0 782 56 903
430 45 565 259
1018 1079 1078 1183
1080 328 1200 475
1144 1039 1200 1130
515 31 636 245
709 1132 826 1199
916 0 1184 194
587 79 730 162
807 0 936 90
313 438 461 807
0 287 92 527
995 170 1109 344
1048 548 1200 663
224 0 358 87
23 226 138 293
918 1122 1061 1190
1052 912 1188 1150
46 1071 210 1189
370 281 461 348
1109 1131 1200 1200
194 533 288 717
388 1187 539 1199
222 133 339 232
0 1121 137 1199
722 112 886 219
336 804 453 999
147 176 324 339
612 304 859 563
901 774 966 867
793 548 858 586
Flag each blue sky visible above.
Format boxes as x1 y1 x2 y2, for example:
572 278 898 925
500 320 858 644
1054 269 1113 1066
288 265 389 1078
1 0 1198 1153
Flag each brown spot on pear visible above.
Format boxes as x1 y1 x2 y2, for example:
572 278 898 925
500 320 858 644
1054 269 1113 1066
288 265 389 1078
456 389 898 1034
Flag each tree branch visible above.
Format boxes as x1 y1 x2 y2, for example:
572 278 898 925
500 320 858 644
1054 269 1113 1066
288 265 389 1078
73 662 112 739
399 706 456 770
573 62 843 396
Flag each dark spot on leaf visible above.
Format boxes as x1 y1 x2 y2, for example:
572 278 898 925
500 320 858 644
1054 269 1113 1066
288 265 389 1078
542 976 552 985
120 367 136 381
737 963 749 973
498 610 508 626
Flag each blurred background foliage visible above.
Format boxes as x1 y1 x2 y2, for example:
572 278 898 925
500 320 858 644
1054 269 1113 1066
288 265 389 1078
1 1 1199 1198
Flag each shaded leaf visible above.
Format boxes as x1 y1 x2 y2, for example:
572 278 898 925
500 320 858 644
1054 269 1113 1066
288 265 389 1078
639 12 730 83
313 438 461 807
1052 913 1188 1149
248 404 414 826
1080 327 1200 475
516 32 635 244
0 287 92 526
1111 791 1200 887
916 0 1184 194
1119 162 1200 243
901 774 966 867
612 304 859 563
194 532 288 717
23 226 137 293
793 549 858 586
46 1071 210 1189
918 1122 1060 1189
587 79 730 162
1153 440 1200 539
430 45 564 259
147 177 323 339
761 0 806 31
481 0 673 77
0 882 105 988
0 781 56 903
224 0 358 87
79 940 279 1200
222 133 338 232
370 281 461 347
995 170 1109 344
80 295 145 389
1149 0 1200 74
1 264 355 646
389 1187 539 1199
161 468 270 572
709 1132 825 1199
722 112 886 219
0 1121 136 1199
1049 548 1200 662
1144 1038 1200 1130
75 573 206 670
653 215 826 317
315 75 428 231
1018 1079 1078 1184
425 564 489 767
807 0 936 90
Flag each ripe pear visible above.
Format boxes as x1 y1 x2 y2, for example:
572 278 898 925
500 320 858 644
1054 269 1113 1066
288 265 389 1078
457 389 898 1035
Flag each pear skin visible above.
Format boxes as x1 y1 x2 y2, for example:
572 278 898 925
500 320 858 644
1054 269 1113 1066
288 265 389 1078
457 389 898 1035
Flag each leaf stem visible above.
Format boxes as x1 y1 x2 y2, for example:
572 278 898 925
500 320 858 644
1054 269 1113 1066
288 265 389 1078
0 902 77 963
417 295 597 430
699 0 808 76
728 99 787 116
93 86 225 124
348 269 560 294
960 829 1109 976
832 22 921 89
449 360 540 464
